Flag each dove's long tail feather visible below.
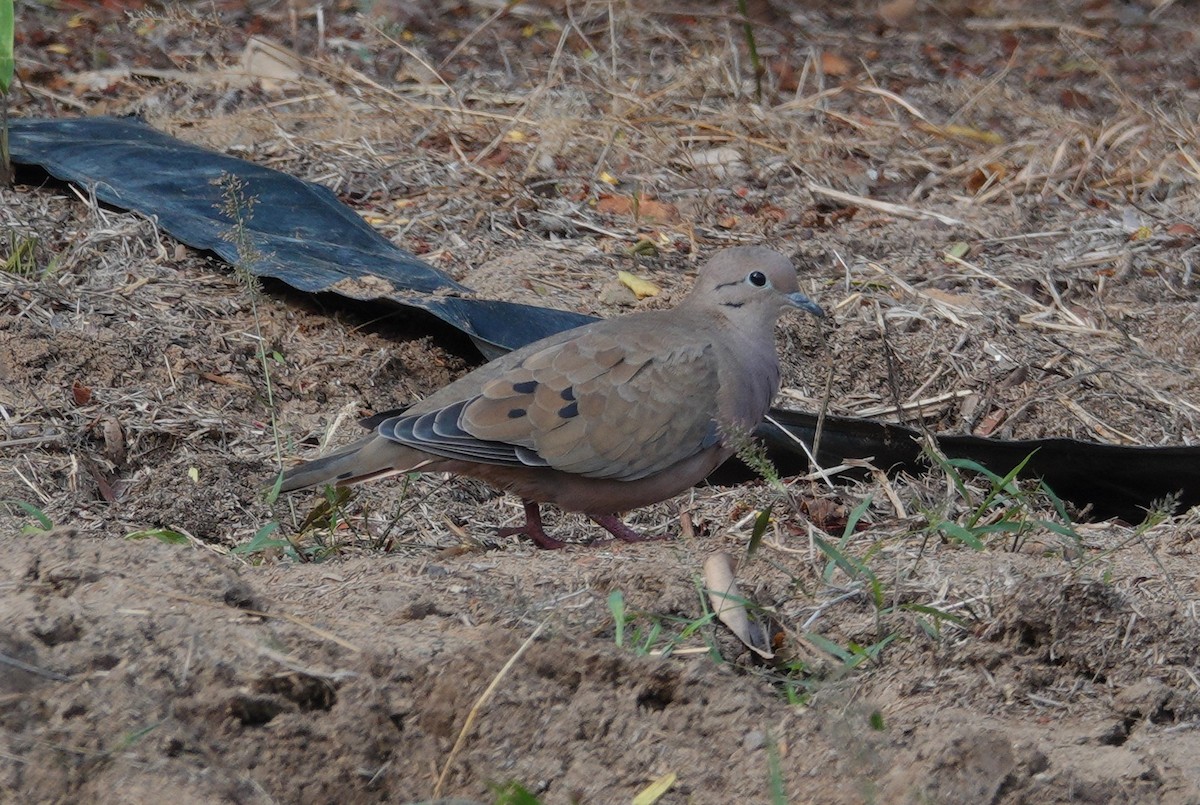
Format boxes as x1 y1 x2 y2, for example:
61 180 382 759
277 437 432 492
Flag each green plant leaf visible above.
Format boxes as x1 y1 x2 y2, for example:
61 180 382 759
232 521 288 555
935 521 985 550
125 528 189 545
3 499 52 531
1039 480 1081 541
897 603 967 627
945 456 1006 485
813 533 878 587
842 495 873 539
804 632 853 662
963 450 1038 527
263 471 284 505
922 442 972 505
490 781 542 805
746 505 772 559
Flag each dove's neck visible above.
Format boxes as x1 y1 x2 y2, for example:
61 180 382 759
716 313 783 431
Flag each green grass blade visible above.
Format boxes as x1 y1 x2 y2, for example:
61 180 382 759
490 781 542 805
231 521 287 555
766 729 787 805
841 495 873 540
804 632 853 662
922 442 972 505
608 589 625 648
1040 480 1081 540
945 456 1006 485
813 533 858 581
0 0 13 94
746 505 772 560
936 521 985 550
3 499 52 530
125 528 189 545
899 603 967 627
966 449 1038 526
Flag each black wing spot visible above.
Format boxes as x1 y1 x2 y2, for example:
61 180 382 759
560 386 576 401
512 380 539 394
558 402 579 419
508 408 527 419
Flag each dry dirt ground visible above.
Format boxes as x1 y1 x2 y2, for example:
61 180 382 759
4 1 1200 803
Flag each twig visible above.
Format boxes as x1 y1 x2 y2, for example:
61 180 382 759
964 17 1103 39
433 617 550 797
0 651 71 682
764 413 835 491
125 582 362 652
0 432 64 449
806 182 967 227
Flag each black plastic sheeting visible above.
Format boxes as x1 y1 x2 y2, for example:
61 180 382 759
712 410 1200 522
10 115 1200 522
8 116 597 356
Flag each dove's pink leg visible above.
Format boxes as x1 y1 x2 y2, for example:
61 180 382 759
497 500 566 550
589 515 665 543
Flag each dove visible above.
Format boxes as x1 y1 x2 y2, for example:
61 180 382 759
279 246 824 548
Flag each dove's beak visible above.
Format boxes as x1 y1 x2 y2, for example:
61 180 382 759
786 292 825 318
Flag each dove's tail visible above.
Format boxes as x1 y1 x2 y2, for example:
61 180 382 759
276 436 432 492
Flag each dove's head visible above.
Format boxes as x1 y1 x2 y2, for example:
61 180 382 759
684 247 825 322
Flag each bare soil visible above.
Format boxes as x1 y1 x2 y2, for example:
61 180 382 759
3 2 1200 803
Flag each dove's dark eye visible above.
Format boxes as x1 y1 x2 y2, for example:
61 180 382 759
748 271 767 287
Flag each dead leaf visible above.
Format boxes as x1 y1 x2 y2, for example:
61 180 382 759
759 204 787 223
632 772 677 805
915 121 1004 146
800 204 858 229
617 270 660 299
100 417 126 466
923 287 979 308
596 194 679 224
638 198 680 223
199 372 254 390
682 147 745 179
797 496 853 534
478 143 512 168
966 162 1007 194
83 457 117 503
703 552 774 659
240 36 304 89
974 408 1007 437
820 51 853 77
72 380 92 406
771 59 798 92
597 194 633 216
1059 88 1093 110
878 0 917 27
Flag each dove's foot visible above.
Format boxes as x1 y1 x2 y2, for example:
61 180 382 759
497 500 566 550
590 514 666 543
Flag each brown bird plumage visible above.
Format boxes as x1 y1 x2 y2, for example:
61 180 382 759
279 246 824 548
